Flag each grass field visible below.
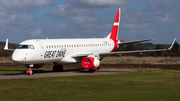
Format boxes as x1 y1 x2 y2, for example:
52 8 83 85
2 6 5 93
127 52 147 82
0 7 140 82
0 67 27 74
0 67 53 74
0 69 180 101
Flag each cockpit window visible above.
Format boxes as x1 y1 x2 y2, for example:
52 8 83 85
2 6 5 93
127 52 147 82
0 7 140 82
16 45 34 49
29 45 34 49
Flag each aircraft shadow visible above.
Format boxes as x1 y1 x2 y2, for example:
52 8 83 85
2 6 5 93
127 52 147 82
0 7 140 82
0 68 133 75
0 68 87 75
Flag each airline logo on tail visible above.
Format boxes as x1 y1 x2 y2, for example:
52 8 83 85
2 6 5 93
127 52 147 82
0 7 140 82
110 8 121 40
106 8 122 52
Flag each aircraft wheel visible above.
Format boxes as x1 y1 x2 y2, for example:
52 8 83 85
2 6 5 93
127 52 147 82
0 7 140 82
88 69 95 72
53 65 63 72
26 70 29 75
30 70 33 75
26 70 33 75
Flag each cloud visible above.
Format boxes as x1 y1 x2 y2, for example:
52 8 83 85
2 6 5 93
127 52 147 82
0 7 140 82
30 29 42 36
0 0 54 9
48 5 96 18
70 16 97 26
67 0 135 8
1 14 38 27
0 7 38 28
42 0 180 43
148 0 180 9
0 0 179 44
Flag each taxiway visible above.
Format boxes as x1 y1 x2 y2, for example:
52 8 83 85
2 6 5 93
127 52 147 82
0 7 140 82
0 68 141 79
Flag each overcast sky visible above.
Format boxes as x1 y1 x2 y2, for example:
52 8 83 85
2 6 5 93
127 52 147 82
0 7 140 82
0 0 179 44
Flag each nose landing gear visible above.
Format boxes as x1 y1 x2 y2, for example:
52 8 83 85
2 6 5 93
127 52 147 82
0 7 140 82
26 68 33 75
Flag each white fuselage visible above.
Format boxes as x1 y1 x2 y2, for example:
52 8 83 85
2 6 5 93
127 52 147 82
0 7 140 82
12 38 116 64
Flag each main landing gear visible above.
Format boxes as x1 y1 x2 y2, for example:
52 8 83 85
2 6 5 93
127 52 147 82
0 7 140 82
53 65 63 72
26 68 33 75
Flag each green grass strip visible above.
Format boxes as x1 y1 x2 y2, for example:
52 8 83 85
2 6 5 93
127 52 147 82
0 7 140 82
0 69 180 101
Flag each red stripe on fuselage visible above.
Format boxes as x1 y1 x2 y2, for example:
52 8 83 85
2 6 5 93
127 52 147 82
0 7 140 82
111 39 122 52
111 39 118 52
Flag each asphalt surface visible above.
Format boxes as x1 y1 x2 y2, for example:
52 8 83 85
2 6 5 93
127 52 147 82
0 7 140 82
1 63 180 70
0 68 141 80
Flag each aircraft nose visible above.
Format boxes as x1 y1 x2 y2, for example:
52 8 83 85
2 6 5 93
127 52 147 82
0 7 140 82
11 51 24 63
12 52 20 62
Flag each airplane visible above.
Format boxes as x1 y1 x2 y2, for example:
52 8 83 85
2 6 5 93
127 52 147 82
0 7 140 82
4 8 176 75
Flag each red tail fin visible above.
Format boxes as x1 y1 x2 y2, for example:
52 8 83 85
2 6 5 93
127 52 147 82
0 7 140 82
107 8 121 40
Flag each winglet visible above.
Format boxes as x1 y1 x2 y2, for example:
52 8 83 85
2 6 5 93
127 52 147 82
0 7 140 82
4 39 14 51
168 38 176 50
4 39 9 50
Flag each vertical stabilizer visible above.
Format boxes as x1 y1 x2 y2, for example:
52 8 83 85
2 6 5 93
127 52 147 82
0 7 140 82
106 8 121 40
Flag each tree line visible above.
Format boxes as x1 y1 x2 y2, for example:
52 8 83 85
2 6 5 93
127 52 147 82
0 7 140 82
0 41 17 57
118 41 180 57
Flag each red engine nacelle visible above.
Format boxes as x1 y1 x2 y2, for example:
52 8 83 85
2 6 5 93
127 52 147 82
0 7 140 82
81 57 100 69
27 64 44 68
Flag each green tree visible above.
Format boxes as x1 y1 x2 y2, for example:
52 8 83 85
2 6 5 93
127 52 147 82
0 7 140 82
172 41 180 53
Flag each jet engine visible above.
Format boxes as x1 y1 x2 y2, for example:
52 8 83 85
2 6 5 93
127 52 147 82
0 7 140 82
27 64 44 68
81 57 100 70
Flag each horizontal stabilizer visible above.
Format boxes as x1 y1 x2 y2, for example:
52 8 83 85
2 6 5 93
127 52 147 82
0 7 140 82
118 39 154 46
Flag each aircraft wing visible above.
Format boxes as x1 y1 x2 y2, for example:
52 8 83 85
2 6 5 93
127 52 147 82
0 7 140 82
72 53 94 58
100 38 176 56
70 38 176 59
118 39 154 46
4 39 15 51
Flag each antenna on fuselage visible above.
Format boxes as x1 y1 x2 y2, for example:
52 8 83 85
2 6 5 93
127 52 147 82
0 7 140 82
24 31 25 40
